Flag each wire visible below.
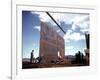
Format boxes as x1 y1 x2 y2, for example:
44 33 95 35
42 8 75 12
46 12 66 34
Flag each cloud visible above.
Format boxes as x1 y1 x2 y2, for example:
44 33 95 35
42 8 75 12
50 13 89 34
64 32 85 41
31 11 89 35
63 30 72 42
71 15 89 24
65 46 74 50
31 11 51 22
76 21 89 29
69 33 85 41
57 29 60 32
71 23 76 30
50 13 79 24
71 15 89 31
63 30 72 39
31 11 79 27
80 28 89 33
33 26 40 31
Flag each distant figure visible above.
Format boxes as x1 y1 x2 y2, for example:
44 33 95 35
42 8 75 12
75 51 84 64
30 50 34 63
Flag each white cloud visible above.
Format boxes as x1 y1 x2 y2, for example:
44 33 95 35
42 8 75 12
80 28 89 33
31 11 51 22
33 26 40 31
64 32 85 41
50 13 80 24
76 21 89 29
50 13 89 33
69 33 85 41
67 30 73 34
71 23 76 30
71 15 89 31
56 29 60 32
31 11 89 34
65 46 74 50
31 11 81 27
71 15 89 24
50 13 62 23
64 30 72 42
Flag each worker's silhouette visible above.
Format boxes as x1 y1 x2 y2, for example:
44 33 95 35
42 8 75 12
30 50 34 63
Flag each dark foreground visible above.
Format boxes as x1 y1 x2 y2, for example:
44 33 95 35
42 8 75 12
22 61 89 69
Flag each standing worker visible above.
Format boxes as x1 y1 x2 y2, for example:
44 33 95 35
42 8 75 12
30 50 34 63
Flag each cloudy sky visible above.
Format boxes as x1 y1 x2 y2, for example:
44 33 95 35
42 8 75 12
22 11 89 58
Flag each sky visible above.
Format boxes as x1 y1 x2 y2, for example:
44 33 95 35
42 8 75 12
22 11 89 58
